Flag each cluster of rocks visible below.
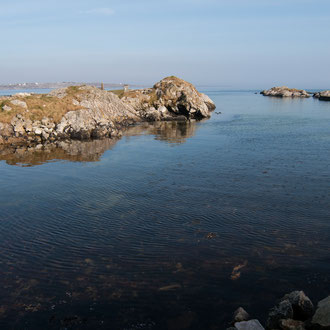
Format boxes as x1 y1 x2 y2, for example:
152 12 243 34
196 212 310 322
261 87 310 98
0 77 216 145
227 291 330 330
121 76 216 121
313 91 330 101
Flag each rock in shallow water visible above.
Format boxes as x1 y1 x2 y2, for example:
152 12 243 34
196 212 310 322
280 291 314 321
234 319 265 330
233 307 250 323
312 296 330 329
313 90 330 101
279 318 306 330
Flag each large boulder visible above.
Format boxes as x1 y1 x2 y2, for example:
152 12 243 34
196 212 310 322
311 296 330 329
261 87 310 98
280 291 314 321
121 76 216 120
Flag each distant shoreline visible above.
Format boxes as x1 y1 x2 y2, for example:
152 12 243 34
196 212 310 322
0 82 143 91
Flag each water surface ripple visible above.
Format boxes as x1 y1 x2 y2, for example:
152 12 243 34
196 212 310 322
0 92 330 329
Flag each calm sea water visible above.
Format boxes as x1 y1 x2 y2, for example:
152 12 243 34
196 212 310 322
0 91 330 329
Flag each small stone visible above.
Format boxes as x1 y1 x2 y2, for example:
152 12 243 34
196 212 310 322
34 128 42 135
2 105 12 111
234 307 250 323
312 296 330 329
234 319 264 330
279 319 305 330
41 117 49 126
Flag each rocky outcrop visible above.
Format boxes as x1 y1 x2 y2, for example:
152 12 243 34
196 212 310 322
227 291 329 330
121 76 216 121
261 87 310 98
0 77 215 145
313 91 330 101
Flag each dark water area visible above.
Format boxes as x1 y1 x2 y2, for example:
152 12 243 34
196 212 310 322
1 92 330 329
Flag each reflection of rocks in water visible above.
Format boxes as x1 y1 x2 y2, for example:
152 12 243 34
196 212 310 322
0 120 199 166
0 139 118 166
126 120 199 144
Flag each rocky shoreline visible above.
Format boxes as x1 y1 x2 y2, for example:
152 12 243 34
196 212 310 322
227 291 330 330
0 76 216 146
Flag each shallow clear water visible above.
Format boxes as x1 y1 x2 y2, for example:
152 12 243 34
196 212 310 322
0 92 330 329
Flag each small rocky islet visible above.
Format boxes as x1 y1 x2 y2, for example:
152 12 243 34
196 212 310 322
261 86 330 101
0 76 216 146
261 87 311 98
228 291 330 330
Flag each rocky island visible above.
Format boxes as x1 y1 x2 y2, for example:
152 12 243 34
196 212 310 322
0 76 215 145
261 87 310 98
313 91 330 101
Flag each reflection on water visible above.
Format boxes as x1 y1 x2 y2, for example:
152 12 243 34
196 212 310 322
0 92 330 329
0 121 199 166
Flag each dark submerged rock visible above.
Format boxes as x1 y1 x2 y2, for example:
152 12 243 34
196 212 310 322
280 291 314 321
266 299 293 329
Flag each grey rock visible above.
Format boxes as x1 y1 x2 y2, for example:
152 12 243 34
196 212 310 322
235 319 265 330
312 296 330 329
267 299 293 329
34 128 42 135
0 123 13 137
280 291 314 320
2 105 12 111
234 307 250 323
11 99 28 108
48 88 68 99
23 120 33 132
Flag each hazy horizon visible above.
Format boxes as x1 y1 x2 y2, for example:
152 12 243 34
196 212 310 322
2 0 330 89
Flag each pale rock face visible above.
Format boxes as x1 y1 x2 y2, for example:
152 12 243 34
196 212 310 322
2 105 12 112
121 76 216 120
312 296 330 329
11 99 28 108
55 86 139 140
234 319 265 330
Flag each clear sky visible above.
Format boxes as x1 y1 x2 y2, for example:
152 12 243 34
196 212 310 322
1 0 330 88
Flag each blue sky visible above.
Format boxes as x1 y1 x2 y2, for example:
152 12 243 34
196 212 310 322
1 0 330 88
